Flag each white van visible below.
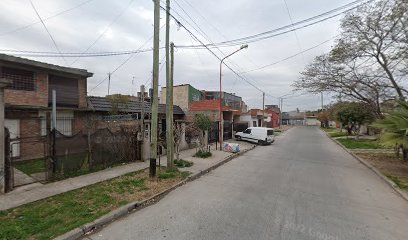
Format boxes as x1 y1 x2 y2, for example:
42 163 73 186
235 127 275 145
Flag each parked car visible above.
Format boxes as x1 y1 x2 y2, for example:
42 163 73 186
235 127 275 145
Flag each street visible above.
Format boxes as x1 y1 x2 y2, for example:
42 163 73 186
89 127 408 240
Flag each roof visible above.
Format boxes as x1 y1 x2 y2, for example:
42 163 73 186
0 54 93 77
88 96 184 115
189 100 237 112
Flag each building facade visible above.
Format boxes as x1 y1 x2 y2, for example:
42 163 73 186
1 54 93 159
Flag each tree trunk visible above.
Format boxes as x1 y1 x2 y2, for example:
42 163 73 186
403 146 408 162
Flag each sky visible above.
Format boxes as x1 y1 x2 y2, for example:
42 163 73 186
0 0 354 111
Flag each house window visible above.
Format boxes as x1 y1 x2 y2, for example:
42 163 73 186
2 67 35 91
39 111 73 136
253 121 257 127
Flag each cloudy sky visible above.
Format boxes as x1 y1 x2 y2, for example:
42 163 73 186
0 0 354 111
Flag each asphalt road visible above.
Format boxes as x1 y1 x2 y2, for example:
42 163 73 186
89 127 408 240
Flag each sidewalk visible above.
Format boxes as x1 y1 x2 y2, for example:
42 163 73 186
0 140 254 211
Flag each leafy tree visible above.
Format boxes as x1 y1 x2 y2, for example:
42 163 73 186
193 114 212 152
373 101 408 161
333 102 376 136
106 94 130 115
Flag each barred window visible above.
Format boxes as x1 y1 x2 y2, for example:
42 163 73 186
39 111 73 136
2 67 35 91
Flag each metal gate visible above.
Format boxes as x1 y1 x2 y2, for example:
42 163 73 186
6 133 49 190
223 121 232 140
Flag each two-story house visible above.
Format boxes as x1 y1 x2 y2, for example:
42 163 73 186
1 54 93 159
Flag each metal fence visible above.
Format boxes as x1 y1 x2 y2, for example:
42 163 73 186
4 119 143 191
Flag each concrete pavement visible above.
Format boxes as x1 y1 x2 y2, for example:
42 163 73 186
88 127 408 240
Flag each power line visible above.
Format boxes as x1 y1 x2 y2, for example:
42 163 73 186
282 0 305 62
174 0 268 93
161 5 264 94
0 0 95 37
0 47 161 57
70 0 136 66
240 37 336 74
176 0 373 49
166 1 266 95
88 24 166 93
29 0 67 65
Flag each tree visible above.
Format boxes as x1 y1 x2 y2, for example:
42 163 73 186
193 114 212 152
294 0 408 115
317 111 330 128
106 94 130 115
333 102 376 136
334 0 408 100
373 101 408 161
294 54 391 117
173 122 184 161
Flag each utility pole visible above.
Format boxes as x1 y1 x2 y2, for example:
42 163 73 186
140 85 145 162
262 92 265 127
150 0 160 177
132 77 135 97
321 92 324 111
279 98 283 129
165 0 174 169
107 72 111 96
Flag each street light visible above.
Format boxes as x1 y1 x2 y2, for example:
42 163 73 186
219 44 248 149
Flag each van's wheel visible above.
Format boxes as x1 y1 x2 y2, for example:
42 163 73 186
258 140 265 145
236 136 241 141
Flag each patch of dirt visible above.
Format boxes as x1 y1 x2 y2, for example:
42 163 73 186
109 169 185 203
355 152 408 190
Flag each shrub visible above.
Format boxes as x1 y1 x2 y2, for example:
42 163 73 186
174 159 193 168
193 150 212 158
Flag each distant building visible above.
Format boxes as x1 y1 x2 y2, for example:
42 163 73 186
160 84 203 112
282 110 306 125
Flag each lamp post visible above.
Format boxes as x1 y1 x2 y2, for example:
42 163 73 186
219 44 248 149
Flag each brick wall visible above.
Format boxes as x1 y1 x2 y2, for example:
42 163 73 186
160 85 190 111
6 110 46 161
4 72 48 107
78 78 87 108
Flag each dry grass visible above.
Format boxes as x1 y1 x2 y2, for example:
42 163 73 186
355 152 408 191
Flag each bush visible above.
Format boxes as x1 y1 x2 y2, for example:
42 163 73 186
193 150 212 158
174 159 193 168
158 168 191 179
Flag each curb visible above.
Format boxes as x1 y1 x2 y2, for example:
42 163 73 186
323 130 408 202
55 144 257 240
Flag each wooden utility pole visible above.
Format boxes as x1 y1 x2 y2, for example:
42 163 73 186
262 92 265 127
150 0 160 177
165 0 174 169
321 92 324 111
140 84 145 162
107 72 111 96
279 98 283 129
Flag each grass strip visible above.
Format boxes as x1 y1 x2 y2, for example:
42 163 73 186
0 168 190 240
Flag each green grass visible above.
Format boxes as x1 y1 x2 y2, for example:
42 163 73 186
0 168 191 240
336 138 384 149
193 150 212 158
328 131 348 138
387 175 408 190
14 158 46 175
321 127 337 133
174 159 193 168
158 168 191 179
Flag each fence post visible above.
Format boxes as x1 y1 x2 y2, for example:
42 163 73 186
4 128 12 192
0 78 11 194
